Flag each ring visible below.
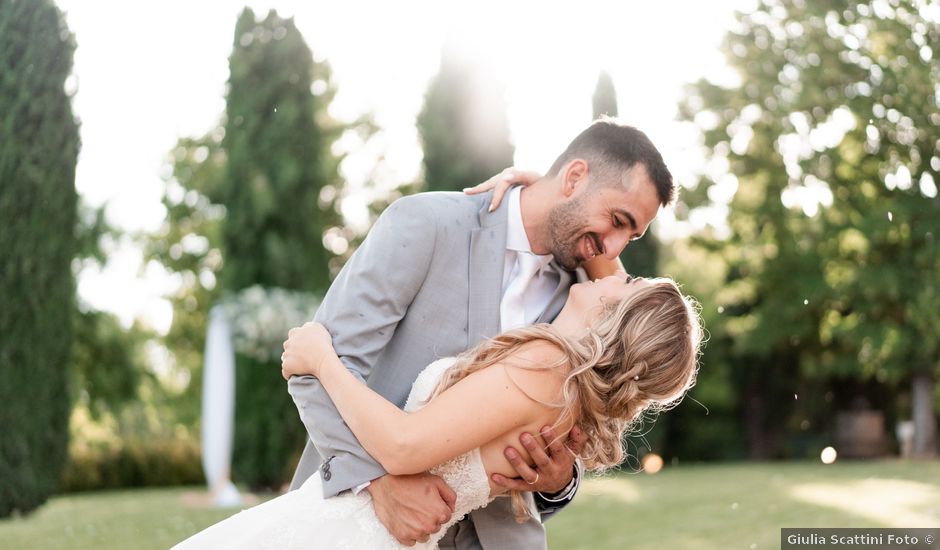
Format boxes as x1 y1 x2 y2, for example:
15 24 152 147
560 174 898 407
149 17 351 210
526 472 540 485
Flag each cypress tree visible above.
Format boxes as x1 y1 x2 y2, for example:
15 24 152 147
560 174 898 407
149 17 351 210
223 8 341 488
0 0 80 516
417 45 514 191
591 71 618 118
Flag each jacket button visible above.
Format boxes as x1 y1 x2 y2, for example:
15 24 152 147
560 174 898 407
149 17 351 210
321 457 333 481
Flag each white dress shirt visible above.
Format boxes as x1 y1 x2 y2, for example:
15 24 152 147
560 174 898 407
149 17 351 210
500 186 558 329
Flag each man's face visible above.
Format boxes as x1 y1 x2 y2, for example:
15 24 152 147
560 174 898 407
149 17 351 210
546 163 661 270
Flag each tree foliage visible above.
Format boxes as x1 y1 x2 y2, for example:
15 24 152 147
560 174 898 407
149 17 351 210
0 0 80 516
417 45 514 192
679 0 939 457
223 8 347 488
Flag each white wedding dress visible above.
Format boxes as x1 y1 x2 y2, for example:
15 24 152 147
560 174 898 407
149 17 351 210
173 358 495 550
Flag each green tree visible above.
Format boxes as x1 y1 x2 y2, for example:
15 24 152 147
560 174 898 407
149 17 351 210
417 45 514 191
592 70 618 118
145 132 228 429
0 0 80 516
222 8 344 488
680 0 939 457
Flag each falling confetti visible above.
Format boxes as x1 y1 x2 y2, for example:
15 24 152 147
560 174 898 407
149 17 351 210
888 211 893 221
803 299 808 305
820 446 837 464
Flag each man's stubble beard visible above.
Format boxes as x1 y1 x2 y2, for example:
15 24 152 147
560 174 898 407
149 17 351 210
546 194 592 270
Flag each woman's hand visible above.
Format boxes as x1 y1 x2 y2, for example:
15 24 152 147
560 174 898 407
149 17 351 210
463 168 542 212
281 322 335 380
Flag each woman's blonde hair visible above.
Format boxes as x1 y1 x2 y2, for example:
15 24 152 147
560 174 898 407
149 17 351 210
429 278 703 521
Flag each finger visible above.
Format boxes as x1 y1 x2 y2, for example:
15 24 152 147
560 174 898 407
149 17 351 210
520 432 551 468
504 447 537 482
541 426 567 459
567 425 588 455
488 179 511 212
489 169 543 211
281 367 289 381
433 476 457 513
463 171 503 195
490 473 535 492
462 181 489 195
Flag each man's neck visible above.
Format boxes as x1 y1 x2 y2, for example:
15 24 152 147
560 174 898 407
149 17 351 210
519 182 552 255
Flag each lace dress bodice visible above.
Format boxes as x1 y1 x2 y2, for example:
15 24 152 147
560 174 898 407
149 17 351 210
173 357 494 550
405 357 495 545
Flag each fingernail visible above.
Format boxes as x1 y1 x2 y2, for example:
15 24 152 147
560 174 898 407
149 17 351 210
488 204 495 212
462 187 470 192
521 434 533 444
501 173 514 180
505 449 516 458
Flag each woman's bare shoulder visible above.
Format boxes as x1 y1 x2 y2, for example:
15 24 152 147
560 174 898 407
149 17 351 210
499 339 571 405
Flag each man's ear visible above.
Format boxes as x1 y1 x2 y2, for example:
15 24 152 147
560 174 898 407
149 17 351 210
561 159 589 198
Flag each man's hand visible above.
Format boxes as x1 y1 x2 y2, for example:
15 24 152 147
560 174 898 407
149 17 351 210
367 473 457 546
491 425 587 494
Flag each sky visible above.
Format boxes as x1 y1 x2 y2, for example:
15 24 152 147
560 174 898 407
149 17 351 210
53 0 753 334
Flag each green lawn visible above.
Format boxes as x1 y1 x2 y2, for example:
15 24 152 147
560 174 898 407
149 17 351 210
1 460 937 550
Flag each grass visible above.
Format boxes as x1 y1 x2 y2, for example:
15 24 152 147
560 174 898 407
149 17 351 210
1 460 937 550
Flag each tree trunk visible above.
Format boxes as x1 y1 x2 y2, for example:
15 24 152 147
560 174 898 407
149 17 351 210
911 370 938 458
744 383 772 459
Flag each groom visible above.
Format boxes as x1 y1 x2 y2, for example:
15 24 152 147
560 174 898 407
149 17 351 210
288 118 675 548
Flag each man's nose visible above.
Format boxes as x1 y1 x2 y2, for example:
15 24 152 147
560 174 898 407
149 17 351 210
603 232 631 259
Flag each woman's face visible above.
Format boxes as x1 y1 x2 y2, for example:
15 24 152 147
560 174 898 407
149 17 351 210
568 273 654 318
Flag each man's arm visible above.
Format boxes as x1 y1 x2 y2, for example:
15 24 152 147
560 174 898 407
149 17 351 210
287 195 438 496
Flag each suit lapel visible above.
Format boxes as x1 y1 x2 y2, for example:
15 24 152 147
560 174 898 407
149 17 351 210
468 192 508 346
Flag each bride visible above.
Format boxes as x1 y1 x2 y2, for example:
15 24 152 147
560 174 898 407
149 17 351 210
174 273 702 549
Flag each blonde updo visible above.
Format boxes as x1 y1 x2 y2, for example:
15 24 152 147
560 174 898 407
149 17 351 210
429 278 703 521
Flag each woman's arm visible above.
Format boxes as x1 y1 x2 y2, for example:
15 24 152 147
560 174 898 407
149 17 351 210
282 323 565 475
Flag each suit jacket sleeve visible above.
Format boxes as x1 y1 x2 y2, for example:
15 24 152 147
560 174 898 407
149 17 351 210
288 196 437 497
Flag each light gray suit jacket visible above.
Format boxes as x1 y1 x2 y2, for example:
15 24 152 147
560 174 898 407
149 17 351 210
287 191 584 549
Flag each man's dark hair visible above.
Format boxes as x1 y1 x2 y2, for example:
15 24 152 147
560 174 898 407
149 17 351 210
547 117 675 206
